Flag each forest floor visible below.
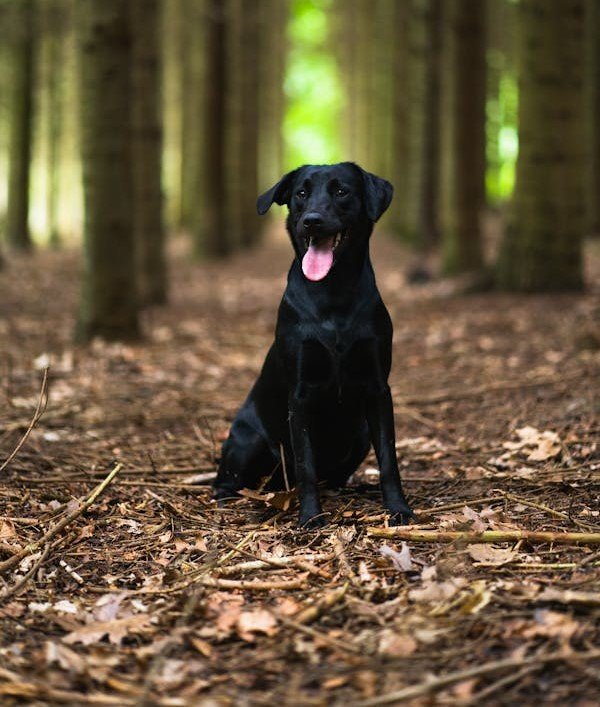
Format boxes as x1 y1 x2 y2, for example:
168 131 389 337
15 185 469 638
0 228 599 706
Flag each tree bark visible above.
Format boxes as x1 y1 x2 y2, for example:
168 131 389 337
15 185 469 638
43 0 65 247
440 0 486 274
194 0 230 258
396 0 440 248
76 0 139 341
237 0 260 247
6 0 35 251
131 0 167 305
258 0 286 192
586 0 600 237
497 0 585 291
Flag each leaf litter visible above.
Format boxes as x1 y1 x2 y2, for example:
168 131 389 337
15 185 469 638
0 235 599 704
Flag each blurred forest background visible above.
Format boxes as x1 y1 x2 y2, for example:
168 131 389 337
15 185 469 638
0 0 598 341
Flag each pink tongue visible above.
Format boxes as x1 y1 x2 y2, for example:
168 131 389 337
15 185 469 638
302 237 335 281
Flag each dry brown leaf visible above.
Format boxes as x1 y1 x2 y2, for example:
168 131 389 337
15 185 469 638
0 520 17 540
467 544 516 565
45 641 86 673
63 614 151 646
522 609 581 642
236 609 278 641
238 487 297 511
378 629 417 657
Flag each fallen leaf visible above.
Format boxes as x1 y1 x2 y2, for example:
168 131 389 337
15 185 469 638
63 614 151 646
45 641 86 673
467 544 515 565
236 609 278 641
378 629 417 657
238 487 297 511
380 542 413 571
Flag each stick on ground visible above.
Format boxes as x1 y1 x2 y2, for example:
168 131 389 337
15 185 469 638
367 527 600 545
0 463 122 574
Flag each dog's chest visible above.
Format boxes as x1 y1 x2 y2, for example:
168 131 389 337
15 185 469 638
298 317 379 389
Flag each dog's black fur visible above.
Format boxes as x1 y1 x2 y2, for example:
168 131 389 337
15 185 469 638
214 162 414 527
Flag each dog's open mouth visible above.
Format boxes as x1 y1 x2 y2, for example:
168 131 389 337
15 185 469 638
302 232 346 281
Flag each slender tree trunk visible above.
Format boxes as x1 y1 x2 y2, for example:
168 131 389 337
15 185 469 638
6 0 35 251
397 0 439 248
43 0 64 247
76 0 139 341
497 0 585 291
179 0 205 233
131 0 167 305
586 0 600 236
194 0 230 258
238 0 260 246
388 0 409 236
440 0 486 274
258 0 286 191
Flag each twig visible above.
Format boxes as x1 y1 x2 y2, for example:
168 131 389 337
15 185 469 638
0 546 50 603
459 665 537 706
201 577 307 591
367 527 600 545
280 442 290 491
354 649 600 706
0 463 122 574
277 614 362 654
416 496 503 515
216 552 333 579
294 583 348 625
501 492 597 530
0 367 49 473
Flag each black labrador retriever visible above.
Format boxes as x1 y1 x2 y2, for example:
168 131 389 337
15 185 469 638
214 162 414 528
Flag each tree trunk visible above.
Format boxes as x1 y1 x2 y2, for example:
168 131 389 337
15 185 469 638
586 0 600 237
6 0 35 251
76 0 139 341
387 0 409 236
397 0 440 248
238 0 260 247
194 0 230 258
440 0 486 274
131 0 167 305
43 0 65 247
497 0 585 291
258 0 286 192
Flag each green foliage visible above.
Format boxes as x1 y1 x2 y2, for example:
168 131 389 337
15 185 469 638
486 51 519 203
283 0 343 168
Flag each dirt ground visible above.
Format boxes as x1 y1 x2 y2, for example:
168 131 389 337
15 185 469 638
0 229 599 706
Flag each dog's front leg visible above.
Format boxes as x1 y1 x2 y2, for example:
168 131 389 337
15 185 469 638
289 394 325 528
366 384 413 525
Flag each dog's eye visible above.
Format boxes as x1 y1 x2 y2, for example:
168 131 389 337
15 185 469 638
335 188 348 197
296 189 307 199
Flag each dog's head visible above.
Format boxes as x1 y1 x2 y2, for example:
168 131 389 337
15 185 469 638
257 163 393 282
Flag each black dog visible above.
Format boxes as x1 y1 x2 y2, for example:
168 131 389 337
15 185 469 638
214 162 413 528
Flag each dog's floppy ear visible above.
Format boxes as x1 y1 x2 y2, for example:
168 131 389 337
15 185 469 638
256 169 299 215
351 164 393 222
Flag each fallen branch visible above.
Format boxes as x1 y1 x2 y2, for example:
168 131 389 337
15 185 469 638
294 583 348 625
215 552 333 579
0 463 122 574
354 649 600 706
0 546 50 603
367 527 600 545
0 367 49 473
200 577 307 591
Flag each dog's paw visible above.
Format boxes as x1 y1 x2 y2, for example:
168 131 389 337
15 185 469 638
213 487 240 506
388 505 415 527
298 512 328 530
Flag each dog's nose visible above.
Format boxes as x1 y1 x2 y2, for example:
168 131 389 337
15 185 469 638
303 213 323 230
